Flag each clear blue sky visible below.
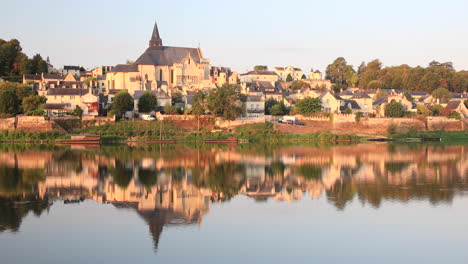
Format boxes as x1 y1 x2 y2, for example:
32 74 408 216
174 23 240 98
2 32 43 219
1 0 467 73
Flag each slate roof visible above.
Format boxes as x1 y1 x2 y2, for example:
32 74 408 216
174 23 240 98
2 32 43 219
134 46 202 66
247 95 264 102
24 74 41 80
43 74 64 80
339 90 354 96
134 90 158 100
340 100 361 111
445 100 461 110
351 92 372 99
110 64 139 73
373 96 388 106
44 103 71 110
240 70 278 76
47 88 89 96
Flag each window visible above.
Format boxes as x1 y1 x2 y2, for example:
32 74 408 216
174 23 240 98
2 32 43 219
160 69 163 81
170 70 174 83
70 96 75 100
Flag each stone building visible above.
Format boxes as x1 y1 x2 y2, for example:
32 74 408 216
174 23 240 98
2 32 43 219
274 66 303 81
106 22 212 97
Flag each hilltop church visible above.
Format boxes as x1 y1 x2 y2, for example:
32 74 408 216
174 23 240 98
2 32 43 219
106 22 212 96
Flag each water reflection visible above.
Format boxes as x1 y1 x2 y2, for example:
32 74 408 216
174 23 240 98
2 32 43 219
0 143 467 251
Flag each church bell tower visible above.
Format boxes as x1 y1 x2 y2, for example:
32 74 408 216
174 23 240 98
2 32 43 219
149 22 163 47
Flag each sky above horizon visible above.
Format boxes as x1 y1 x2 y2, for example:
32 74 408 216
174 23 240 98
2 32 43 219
1 0 467 73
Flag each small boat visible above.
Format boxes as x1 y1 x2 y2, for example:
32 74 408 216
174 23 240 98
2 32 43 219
203 137 238 144
56 134 101 145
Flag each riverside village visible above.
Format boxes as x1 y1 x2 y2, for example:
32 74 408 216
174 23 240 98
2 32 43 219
1 21 468 141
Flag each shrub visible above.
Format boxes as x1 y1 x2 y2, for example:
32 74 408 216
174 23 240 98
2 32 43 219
355 112 363 122
384 101 405 117
388 123 397 134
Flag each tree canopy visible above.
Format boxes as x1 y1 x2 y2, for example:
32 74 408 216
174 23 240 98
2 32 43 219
111 91 134 113
384 101 405 117
296 97 322 115
138 91 157 113
207 84 246 121
254 65 268 71
431 87 452 101
0 39 49 82
0 90 20 115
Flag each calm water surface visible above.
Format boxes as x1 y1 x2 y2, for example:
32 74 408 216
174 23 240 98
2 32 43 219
1 143 468 264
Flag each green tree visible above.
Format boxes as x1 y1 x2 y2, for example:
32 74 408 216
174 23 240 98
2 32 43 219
73 105 83 117
296 97 322 115
138 91 157 113
172 92 183 104
286 73 293 82
110 161 133 189
21 95 46 112
431 87 451 102
270 103 286 116
0 82 34 103
384 101 405 117
138 169 158 190
84 77 98 87
265 98 279 115
111 91 134 114
207 84 246 121
0 90 20 115
403 92 414 102
289 80 310 90
325 57 356 87
301 74 307 80
254 65 268 71
163 103 178 114
191 91 207 132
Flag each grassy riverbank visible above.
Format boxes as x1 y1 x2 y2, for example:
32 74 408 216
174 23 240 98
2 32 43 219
388 130 468 141
0 121 364 143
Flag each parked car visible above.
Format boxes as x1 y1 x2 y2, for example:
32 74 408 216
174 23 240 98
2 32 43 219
294 121 304 126
141 114 156 121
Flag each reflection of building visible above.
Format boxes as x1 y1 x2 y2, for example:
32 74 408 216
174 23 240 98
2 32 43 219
2 144 468 245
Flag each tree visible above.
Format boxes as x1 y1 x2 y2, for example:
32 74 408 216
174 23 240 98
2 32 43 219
163 103 178 114
207 84 246 121
464 99 468 109
191 90 207 132
254 65 267 71
0 90 20 115
73 105 83 117
325 57 356 87
0 82 34 102
265 98 279 115
296 97 322 115
403 92 414 102
384 101 405 117
84 77 98 87
172 92 183 104
431 87 451 102
111 91 134 114
22 95 46 112
301 74 307 80
359 59 382 89
270 103 286 116
286 73 293 82
289 80 310 90
138 91 157 113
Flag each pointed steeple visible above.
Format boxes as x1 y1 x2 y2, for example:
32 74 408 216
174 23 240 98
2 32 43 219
149 22 163 47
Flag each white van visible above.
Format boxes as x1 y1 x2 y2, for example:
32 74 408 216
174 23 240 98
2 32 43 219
142 114 155 121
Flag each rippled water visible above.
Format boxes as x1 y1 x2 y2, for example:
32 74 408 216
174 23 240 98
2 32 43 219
1 142 468 264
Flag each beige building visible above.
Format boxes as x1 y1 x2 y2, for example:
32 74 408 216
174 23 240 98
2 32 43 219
44 88 98 116
106 22 212 101
309 69 322 80
319 91 342 113
246 95 265 117
239 70 279 83
274 66 303 81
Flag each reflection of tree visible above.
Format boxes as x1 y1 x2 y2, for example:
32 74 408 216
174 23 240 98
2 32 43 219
297 165 322 179
138 168 158 190
326 179 357 210
384 162 409 174
193 163 246 199
266 161 285 178
0 166 45 197
0 196 50 232
110 161 133 188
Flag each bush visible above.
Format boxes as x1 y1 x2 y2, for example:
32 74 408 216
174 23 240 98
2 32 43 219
448 111 461 119
368 113 376 118
296 98 322 115
384 101 405 117
355 112 363 122
388 123 397 134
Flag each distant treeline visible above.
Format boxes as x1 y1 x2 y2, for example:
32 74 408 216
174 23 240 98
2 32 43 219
325 58 468 93
0 39 49 82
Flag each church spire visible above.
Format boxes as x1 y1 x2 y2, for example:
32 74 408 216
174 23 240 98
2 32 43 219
149 22 162 47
